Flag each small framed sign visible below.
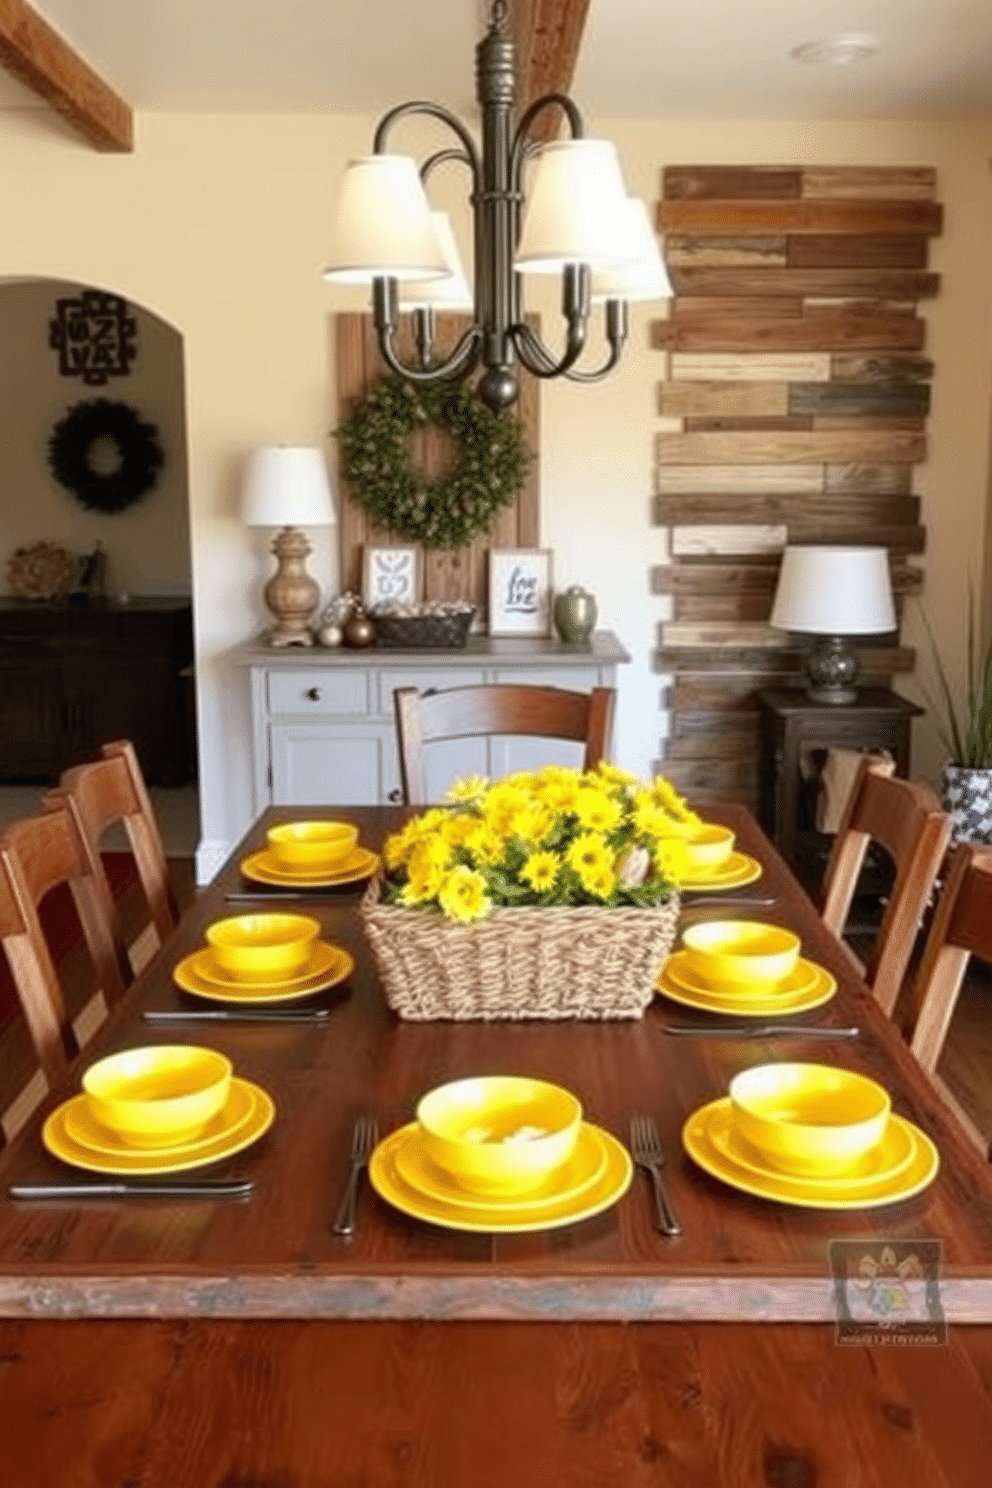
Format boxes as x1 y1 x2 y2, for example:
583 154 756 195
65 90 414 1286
363 546 419 608
488 548 553 637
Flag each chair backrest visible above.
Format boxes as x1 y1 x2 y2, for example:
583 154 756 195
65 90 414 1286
0 805 129 1116
44 739 179 969
820 753 951 1018
394 684 616 806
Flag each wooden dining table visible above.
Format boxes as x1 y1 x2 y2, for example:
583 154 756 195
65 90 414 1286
1 803 992 1486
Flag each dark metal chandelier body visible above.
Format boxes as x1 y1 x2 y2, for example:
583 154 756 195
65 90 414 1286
367 1 625 414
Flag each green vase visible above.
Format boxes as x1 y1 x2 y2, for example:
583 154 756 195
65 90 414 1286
553 586 597 643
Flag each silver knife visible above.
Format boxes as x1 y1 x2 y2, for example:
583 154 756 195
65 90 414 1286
224 891 336 902
679 895 777 908
10 1179 254 1199
143 1008 330 1024
662 1023 859 1039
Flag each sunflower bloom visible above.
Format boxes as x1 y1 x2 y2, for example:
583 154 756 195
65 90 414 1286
438 865 490 922
567 833 611 878
447 775 489 806
522 849 561 893
654 837 691 882
579 862 616 900
575 787 621 833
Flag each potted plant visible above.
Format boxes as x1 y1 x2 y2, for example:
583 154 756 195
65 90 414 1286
921 595 992 842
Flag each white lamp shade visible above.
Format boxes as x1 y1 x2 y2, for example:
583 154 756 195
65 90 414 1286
241 446 337 528
321 155 448 284
590 198 673 302
770 546 896 634
398 211 473 309
514 139 633 274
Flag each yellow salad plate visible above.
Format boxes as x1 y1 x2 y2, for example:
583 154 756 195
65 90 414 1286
676 852 762 892
369 1121 633 1233
240 846 380 889
682 1098 939 1210
394 1120 610 1211
173 943 354 1003
64 1077 258 1160
658 956 836 1017
663 949 821 1001
44 1080 275 1176
707 1099 919 1191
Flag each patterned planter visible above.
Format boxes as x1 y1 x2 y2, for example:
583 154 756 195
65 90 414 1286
940 763 992 845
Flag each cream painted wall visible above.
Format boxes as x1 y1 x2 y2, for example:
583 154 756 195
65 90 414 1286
0 108 989 878
0 278 190 597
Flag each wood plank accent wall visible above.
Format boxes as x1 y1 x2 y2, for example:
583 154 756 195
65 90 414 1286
335 314 539 617
652 166 940 805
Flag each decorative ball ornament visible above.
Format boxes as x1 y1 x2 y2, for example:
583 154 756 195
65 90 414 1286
335 375 531 549
343 613 376 648
48 398 164 513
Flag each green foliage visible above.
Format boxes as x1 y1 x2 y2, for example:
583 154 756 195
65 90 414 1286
920 593 992 768
335 375 531 549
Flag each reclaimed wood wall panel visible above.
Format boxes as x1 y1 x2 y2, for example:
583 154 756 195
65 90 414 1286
335 313 538 617
652 166 938 805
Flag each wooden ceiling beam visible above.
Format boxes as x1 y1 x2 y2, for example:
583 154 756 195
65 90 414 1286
512 0 590 142
0 0 132 152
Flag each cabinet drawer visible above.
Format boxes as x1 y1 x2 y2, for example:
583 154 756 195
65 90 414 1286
376 669 486 716
491 667 601 691
267 670 371 717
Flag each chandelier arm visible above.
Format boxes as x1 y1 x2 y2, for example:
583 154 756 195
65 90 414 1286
373 278 482 382
564 300 630 382
510 93 584 184
508 263 592 377
373 101 482 189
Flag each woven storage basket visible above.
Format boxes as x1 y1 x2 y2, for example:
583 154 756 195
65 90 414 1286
360 876 680 1021
372 608 475 650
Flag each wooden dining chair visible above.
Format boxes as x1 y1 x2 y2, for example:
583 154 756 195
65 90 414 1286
44 739 180 976
394 684 616 806
819 752 952 1019
0 804 130 1141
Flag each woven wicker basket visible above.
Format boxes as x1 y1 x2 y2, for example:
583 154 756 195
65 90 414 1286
360 876 680 1021
372 609 475 650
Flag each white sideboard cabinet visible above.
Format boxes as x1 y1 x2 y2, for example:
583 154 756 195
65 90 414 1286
234 632 630 811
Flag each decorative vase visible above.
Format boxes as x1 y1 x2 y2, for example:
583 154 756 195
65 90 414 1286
939 763 992 845
553 586 597 644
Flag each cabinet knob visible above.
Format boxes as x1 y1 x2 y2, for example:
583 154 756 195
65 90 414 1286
388 788 403 803
305 687 322 702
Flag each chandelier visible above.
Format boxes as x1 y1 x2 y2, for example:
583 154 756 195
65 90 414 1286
321 0 671 414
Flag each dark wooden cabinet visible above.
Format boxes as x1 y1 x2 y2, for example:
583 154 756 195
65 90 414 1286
757 686 922 898
0 599 194 786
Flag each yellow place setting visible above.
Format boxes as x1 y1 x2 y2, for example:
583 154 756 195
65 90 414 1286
63 1078 258 1160
206 913 320 982
267 820 359 872
393 1119 610 1212
682 1062 940 1209
681 921 801 992
173 942 354 1004
658 953 836 1017
240 845 380 889
676 852 763 892
369 1121 632 1233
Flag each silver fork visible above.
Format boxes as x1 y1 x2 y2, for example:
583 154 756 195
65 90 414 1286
332 1115 379 1236
629 1114 682 1237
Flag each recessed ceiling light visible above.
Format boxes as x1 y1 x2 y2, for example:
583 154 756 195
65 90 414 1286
790 33 880 66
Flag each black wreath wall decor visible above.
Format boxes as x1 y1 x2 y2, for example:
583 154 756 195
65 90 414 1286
48 398 164 513
335 375 531 549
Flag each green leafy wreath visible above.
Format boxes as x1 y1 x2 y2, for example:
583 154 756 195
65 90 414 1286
335 376 531 549
48 398 164 513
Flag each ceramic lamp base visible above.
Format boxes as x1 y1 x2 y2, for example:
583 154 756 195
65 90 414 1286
264 527 320 647
803 635 859 705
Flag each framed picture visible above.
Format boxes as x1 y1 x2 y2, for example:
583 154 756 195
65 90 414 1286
362 546 419 608
488 548 553 637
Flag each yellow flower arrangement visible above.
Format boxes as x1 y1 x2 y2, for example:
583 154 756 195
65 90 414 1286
382 764 703 923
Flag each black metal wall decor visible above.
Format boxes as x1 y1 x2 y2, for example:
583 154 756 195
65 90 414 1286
48 290 137 384
48 398 164 513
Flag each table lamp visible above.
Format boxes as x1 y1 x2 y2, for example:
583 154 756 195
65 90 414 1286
769 545 896 704
241 446 337 647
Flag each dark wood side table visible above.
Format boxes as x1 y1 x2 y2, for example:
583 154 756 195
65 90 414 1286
757 686 923 899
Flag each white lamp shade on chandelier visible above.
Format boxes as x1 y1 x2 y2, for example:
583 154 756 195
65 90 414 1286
321 155 448 285
513 139 633 274
398 212 473 310
241 446 337 530
590 198 673 303
770 546 896 635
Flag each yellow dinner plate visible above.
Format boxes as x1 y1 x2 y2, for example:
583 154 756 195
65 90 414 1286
370 1121 633 1233
191 940 345 991
394 1121 610 1211
173 943 354 1003
43 1080 275 1176
707 1101 918 1190
663 949 820 1001
657 959 836 1017
63 1079 257 1160
682 1098 939 1209
676 852 763 892
240 846 380 889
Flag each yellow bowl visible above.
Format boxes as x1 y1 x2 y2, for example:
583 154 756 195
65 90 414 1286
681 920 801 991
683 824 736 871
205 912 320 982
416 1076 583 1196
267 821 358 871
729 1062 891 1176
82 1045 233 1149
